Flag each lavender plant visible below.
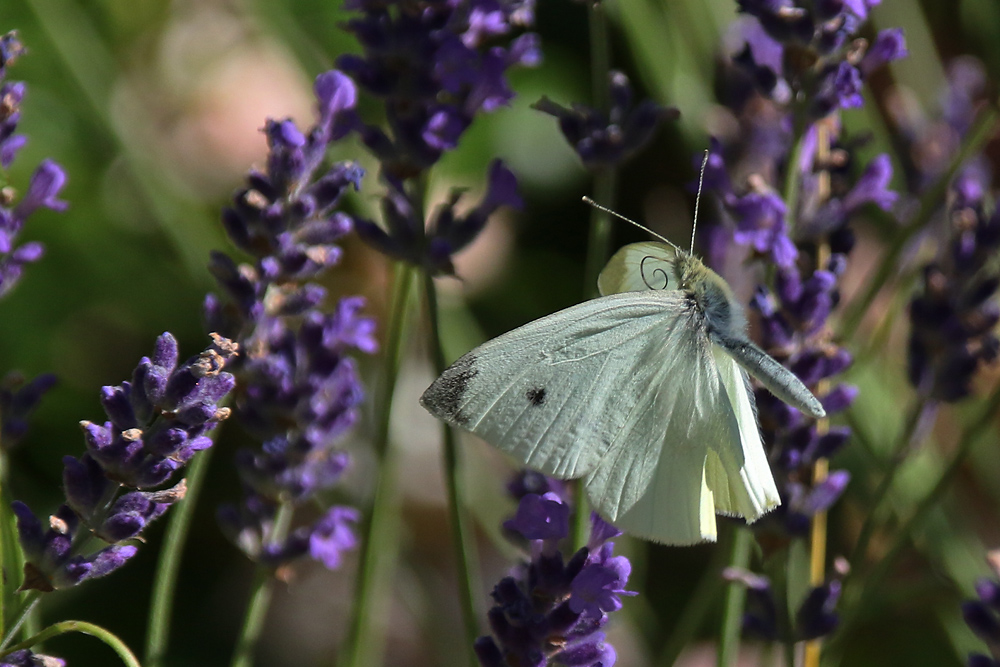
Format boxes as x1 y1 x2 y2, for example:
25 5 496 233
0 30 62 454
208 69 374 573
475 474 633 667
683 1 906 661
0 33 66 302
13 332 235 592
964 554 1000 667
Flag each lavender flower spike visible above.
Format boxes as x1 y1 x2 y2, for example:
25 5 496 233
338 0 541 177
13 333 236 591
533 70 678 169
0 32 68 299
478 480 634 666
210 67 376 572
0 649 66 667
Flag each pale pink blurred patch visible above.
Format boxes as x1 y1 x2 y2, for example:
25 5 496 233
111 6 314 198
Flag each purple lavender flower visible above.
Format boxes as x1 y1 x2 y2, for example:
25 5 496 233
963 573 1000 666
908 170 1000 401
338 0 540 179
13 333 235 591
210 70 375 571
354 159 523 275
725 567 843 641
0 371 56 446
533 71 677 169
0 649 66 667
337 1 535 275
699 0 906 539
733 1 906 120
0 32 68 299
888 57 988 193
476 482 634 667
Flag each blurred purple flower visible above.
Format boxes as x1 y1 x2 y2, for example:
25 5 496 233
210 71 375 572
733 2 905 120
0 371 56 446
354 159 523 275
0 32 68 299
725 568 844 641
339 0 540 178
908 171 1000 401
963 572 1000 665
0 649 66 667
534 70 677 169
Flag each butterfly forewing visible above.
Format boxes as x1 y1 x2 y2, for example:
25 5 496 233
420 291 695 481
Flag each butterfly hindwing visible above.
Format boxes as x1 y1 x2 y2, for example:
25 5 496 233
598 242 679 296
591 325 744 544
706 346 780 519
421 291 693 482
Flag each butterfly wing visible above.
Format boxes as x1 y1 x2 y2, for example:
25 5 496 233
587 339 780 545
705 346 780 518
420 291 692 483
598 242 679 296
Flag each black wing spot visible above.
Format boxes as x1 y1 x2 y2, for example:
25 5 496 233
526 387 546 406
421 354 478 426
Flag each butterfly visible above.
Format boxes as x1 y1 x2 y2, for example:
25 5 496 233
420 230 825 545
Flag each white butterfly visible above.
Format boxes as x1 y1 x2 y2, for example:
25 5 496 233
420 240 825 545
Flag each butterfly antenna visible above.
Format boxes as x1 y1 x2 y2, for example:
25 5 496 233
581 197 682 252
691 149 710 255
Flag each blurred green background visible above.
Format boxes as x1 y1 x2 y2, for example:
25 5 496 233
1 0 1000 665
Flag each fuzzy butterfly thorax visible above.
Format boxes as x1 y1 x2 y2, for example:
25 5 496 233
674 252 747 341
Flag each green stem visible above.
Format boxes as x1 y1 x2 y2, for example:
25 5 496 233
774 548 798 667
0 449 7 634
230 502 294 667
840 104 1000 339
0 592 40 652
424 271 480 665
655 532 729 666
782 118 809 232
341 265 415 667
4 620 141 667
145 447 214 667
833 380 1000 646
844 397 932 582
716 526 751 667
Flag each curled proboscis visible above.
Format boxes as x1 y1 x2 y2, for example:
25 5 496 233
640 255 670 290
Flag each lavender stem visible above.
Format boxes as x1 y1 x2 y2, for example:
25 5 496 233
833 379 1000 647
424 270 481 665
0 592 40 651
844 396 932 583
145 449 215 667
718 526 752 667
230 502 294 667
343 265 415 667
6 620 141 667
574 0 621 553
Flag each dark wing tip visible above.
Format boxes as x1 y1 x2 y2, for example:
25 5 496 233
420 353 478 426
